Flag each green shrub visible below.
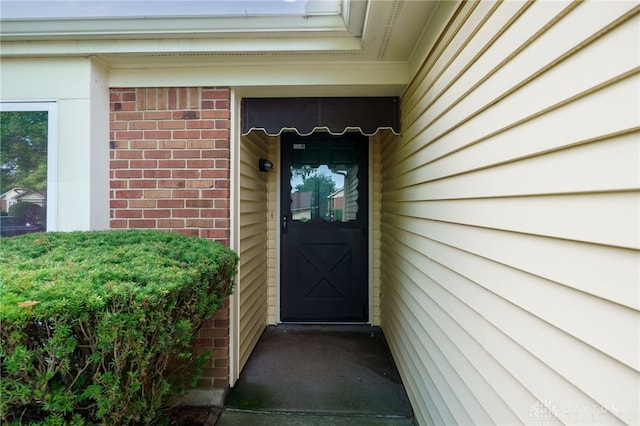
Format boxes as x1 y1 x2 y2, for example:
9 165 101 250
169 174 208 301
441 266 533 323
0 230 238 425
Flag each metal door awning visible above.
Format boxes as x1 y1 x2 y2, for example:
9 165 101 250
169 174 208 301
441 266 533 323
241 97 400 136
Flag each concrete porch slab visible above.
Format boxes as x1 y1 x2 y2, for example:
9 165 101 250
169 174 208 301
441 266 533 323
217 410 414 425
221 324 414 424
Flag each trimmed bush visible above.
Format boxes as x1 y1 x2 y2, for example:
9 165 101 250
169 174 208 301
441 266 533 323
0 230 238 425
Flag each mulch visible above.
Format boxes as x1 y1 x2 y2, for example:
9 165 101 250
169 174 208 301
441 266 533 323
162 406 221 425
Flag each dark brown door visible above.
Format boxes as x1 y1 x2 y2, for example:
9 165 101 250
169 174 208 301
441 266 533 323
281 132 368 322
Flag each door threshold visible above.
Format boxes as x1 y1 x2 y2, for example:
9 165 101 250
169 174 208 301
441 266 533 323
271 323 378 333
279 321 371 325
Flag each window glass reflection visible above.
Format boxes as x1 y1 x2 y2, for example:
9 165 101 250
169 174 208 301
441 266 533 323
290 164 359 222
0 111 48 237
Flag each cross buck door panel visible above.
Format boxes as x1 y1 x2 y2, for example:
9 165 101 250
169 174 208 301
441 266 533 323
281 132 368 322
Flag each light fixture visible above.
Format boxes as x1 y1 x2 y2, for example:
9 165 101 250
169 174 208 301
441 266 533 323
259 158 273 172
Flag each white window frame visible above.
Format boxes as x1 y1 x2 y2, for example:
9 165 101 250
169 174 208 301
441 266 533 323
0 101 58 231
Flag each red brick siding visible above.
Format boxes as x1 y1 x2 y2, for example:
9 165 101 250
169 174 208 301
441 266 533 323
109 87 232 388
109 87 231 244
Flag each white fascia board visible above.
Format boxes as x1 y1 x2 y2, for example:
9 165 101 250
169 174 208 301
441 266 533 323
0 14 347 39
108 61 409 90
0 35 363 57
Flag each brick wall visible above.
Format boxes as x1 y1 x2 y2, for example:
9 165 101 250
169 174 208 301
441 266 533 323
109 87 232 389
109 87 230 243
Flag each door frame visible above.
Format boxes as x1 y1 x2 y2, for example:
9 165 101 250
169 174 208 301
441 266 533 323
275 133 374 324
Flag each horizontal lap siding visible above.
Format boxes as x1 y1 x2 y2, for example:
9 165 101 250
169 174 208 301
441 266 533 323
371 134 386 326
238 131 270 371
381 1 640 425
267 138 279 324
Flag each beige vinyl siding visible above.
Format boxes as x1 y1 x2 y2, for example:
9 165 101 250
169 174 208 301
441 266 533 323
238 131 271 370
267 137 279 324
371 134 385 326
380 1 639 425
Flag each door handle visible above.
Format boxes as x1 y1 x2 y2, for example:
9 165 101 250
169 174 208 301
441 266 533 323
282 216 288 233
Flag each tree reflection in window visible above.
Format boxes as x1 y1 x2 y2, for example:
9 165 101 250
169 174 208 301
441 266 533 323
290 164 359 223
0 111 48 235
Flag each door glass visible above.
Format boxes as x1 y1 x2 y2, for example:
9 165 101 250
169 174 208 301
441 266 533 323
290 146 359 223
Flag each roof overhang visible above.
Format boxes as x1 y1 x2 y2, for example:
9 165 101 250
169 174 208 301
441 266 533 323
0 0 367 42
0 0 455 96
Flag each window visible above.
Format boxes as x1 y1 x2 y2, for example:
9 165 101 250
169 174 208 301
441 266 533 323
289 141 360 223
0 102 57 235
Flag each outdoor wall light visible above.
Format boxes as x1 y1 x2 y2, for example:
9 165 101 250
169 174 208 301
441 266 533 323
259 158 274 172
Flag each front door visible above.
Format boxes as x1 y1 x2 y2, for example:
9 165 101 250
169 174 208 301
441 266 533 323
280 132 368 322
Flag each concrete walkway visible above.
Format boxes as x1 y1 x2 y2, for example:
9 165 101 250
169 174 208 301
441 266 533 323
216 324 415 425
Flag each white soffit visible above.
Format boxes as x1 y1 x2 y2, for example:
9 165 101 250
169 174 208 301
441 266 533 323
0 0 444 68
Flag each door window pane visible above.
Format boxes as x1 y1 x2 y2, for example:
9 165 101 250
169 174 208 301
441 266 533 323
290 146 359 223
0 110 48 236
